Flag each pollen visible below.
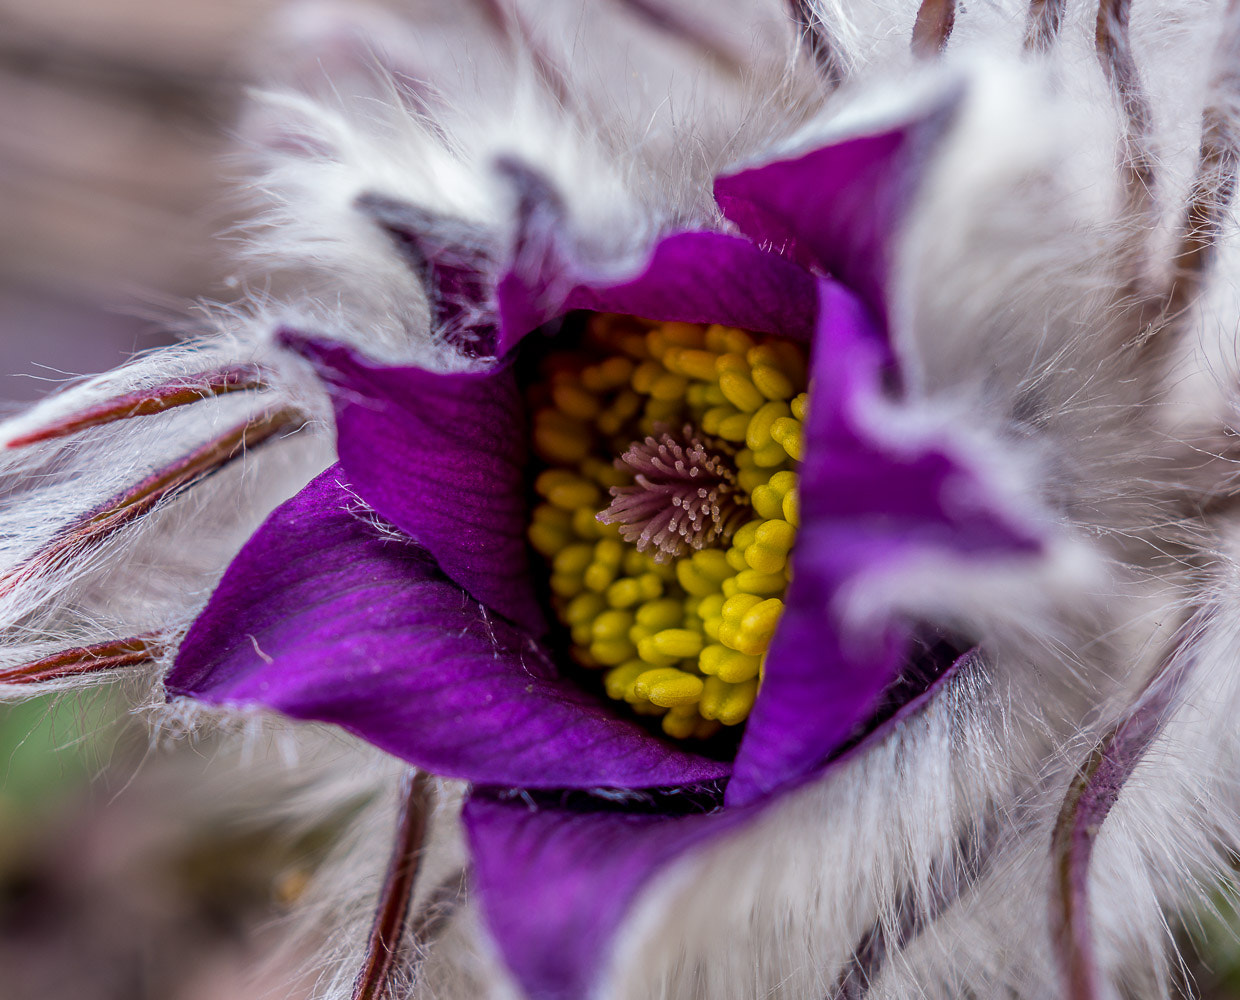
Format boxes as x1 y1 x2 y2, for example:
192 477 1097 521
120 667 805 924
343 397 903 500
526 314 809 739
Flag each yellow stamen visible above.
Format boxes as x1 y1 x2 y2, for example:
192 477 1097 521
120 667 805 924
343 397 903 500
524 314 809 738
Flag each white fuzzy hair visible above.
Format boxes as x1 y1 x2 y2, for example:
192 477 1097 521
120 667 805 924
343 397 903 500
4 1 1240 998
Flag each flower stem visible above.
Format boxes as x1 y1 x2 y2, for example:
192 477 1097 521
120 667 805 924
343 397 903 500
352 771 434 1000
5 364 270 447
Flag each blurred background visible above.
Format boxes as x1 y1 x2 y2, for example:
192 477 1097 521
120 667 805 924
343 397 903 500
0 1 328 997
2 0 1240 997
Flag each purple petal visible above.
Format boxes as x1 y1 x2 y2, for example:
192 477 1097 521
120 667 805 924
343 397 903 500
356 193 500 357
464 793 751 1000
713 94 959 326
283 333 544 634
463 652 974 1000
168 467 728 790
728 281 1040 806
496 230 820 356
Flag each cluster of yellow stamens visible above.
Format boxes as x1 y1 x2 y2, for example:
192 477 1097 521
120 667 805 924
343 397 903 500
526 314 808 741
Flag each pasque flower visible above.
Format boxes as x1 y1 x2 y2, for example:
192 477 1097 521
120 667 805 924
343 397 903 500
162 98 1043 999
6 3 1240 999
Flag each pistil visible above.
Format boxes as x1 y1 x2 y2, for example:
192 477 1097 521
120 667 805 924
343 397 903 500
599 427 748 561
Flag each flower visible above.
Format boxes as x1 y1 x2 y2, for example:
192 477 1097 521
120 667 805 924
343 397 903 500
6 3 1240 1000
161 96 1045 999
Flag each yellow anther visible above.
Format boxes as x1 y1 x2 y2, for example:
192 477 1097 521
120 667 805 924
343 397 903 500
631 360 664 394
640 573 664 600
582 456 629 490
675 559 717 597
650 628 704 659
725 545 749 572
735 569 786 596
628 622 655 647
635 598 684 630
581 356 635 392
660 322 708 349
551 381 602 420
744 542 786 576
533 410 592 463
751 440 790 468
698 643 728 675
564 592 606 626
635 635 680 668
661 706 701 739
636 668 704 708
571 622 595 647
733 520 761 549
584 560 619 593
738 598 784 651
706 326 755 354
572 506 604 540
649 371 689 402
721 592 763 625
750 364 796 401
716 648 762 683
664 348 720 381
595 539 623 565
700 676 758 725
718 371 765 413
756 519 796 552
690 548 733 582
597 389 642 435
697 593 726 622
791 392 808 421
749 484 784 521
770 417 804 461
746 401 792 450
717 413 752 443
550 573 581 598
590 638 636 666
632 701 668 716
534 468 576 497
633 666 686 695
721 577 739 598
548 477 601 511
528 519 572 558
606 577 643 608
553 543 594 576
605 661 647 701
592 609 634 643
700 405 737 436
715 352 750 376
782 487 800 528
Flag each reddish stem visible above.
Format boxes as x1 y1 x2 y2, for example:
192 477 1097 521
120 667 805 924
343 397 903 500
352 771 434 1000
6 364 269 448
0 406 302 600
911 0 956 58
0 634 163 685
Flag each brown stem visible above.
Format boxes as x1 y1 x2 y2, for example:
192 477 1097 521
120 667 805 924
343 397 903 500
911 0 956 58
1024 0 1066 53
0 634 164 685
608 0 744 75
470 0 572 108
0 406 303 600
787 0 844 89
1049 612 1201 1000
1096 0 1156 224
5 364 270 448
1155 1 1240 340
351 771 434 1000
